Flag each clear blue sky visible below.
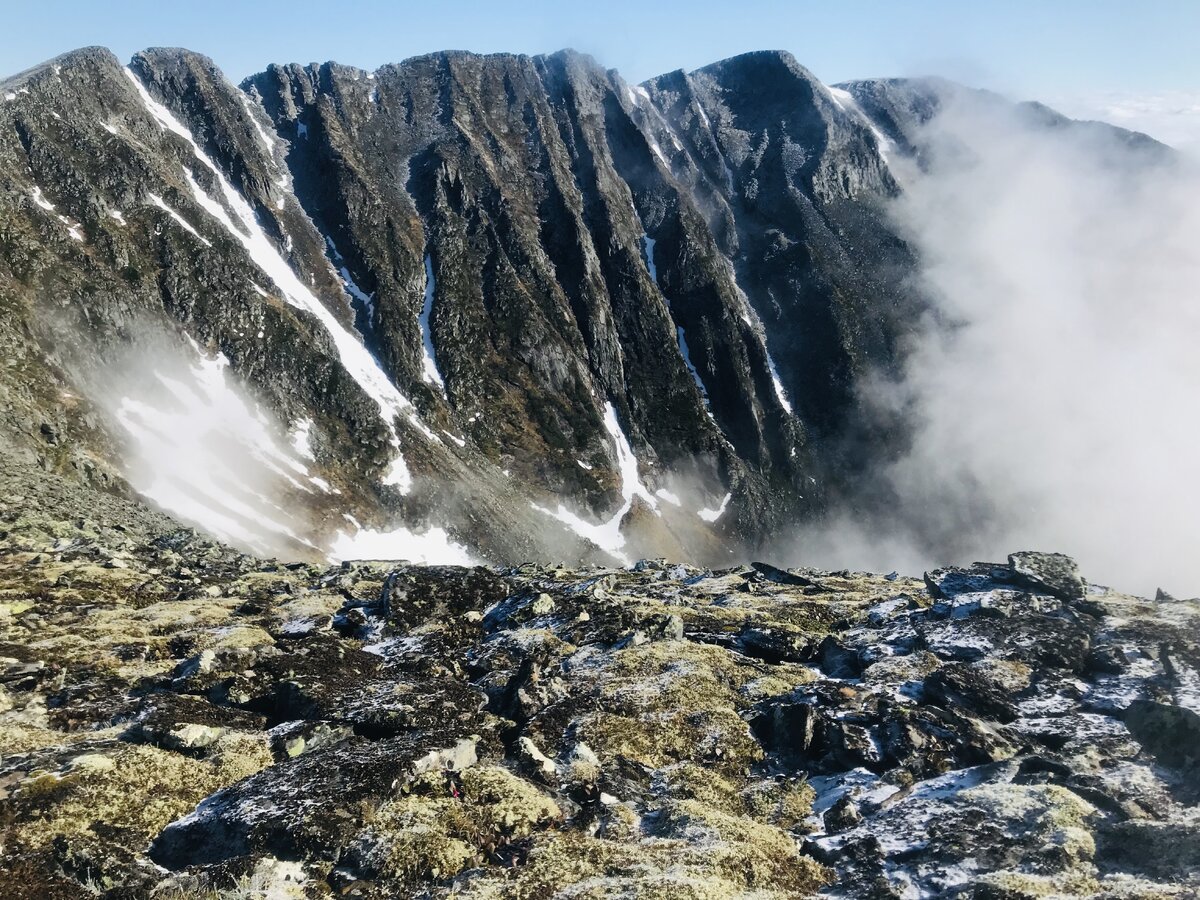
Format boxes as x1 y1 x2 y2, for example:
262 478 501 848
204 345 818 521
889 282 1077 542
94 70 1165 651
3 0 1198 95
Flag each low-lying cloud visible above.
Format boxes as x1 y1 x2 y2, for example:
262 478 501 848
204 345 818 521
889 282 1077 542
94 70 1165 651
792 90 1200 597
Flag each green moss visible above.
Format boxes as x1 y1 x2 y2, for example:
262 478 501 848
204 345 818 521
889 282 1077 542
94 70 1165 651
349 766 561 883
9 739 272 851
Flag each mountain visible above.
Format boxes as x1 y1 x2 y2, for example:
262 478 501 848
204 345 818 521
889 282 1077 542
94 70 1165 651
0 47 1167 568
2 48 1195 899
0 46 920 567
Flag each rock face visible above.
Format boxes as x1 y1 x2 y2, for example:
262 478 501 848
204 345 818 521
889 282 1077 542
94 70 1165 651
0 44 930 566
2 457 1199 897
0 46 1172 567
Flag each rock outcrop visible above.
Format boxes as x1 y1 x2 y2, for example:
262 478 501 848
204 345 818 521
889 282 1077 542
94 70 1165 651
1 457 1197 897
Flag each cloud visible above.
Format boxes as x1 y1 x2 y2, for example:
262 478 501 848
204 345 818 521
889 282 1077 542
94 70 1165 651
788 89 1200 597
1049 89 1200 156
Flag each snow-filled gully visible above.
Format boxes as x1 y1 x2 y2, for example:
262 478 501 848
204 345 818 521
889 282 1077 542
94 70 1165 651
120 69 487 563
124 68 419 492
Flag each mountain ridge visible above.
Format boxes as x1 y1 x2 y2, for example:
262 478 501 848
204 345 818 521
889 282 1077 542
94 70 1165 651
0 44 1171 568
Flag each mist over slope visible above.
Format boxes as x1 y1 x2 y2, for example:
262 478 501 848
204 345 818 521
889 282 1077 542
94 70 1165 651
790 81 1200 596
0 49 1192 588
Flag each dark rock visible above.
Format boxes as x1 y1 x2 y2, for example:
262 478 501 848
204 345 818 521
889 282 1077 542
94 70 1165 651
150 733 480 868
1123 700 1200 773
1007 552 1086 601
823 795 863 833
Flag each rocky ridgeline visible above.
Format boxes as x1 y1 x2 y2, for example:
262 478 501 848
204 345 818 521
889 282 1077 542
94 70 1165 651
1 460 1198 899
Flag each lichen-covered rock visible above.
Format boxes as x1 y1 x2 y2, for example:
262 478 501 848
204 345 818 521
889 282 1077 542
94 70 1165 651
2 463 1199 897
1009 550 1088 601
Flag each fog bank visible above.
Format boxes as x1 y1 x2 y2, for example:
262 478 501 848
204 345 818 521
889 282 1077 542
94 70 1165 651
793 92 1200 597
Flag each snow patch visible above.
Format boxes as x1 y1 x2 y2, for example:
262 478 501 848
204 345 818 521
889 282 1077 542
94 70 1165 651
698 492 731 523
238 92 276 157
420 255 446 390
329 523 477 565
677 325 713 417
642 234 658 285
30 187 55 211
767 354 793 413
532 402 657 564
827 86 896 163
655 488 682 506
148 193 211 246
289 418 316 461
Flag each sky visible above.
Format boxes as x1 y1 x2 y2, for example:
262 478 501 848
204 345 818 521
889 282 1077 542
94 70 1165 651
2 0 1198 147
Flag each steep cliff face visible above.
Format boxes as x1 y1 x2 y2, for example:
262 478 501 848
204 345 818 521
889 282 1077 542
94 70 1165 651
0 45 922 564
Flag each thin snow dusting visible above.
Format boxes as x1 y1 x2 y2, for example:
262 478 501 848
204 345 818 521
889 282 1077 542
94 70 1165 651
329 522 477 565
296 122 308 139
533 402 657 564
124 67 421 489
420 255 446 390
148 193 212 246
698 492 731 523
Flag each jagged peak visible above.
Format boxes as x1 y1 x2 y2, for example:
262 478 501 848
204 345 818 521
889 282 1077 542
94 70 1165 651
1 45 122 87
690 48 818 84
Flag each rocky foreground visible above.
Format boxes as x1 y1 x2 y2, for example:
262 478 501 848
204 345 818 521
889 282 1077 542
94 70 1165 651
2 461 1199 899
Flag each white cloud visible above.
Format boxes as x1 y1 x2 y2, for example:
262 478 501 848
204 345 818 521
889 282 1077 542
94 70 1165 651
788 90 1200 598
1050 89 1200 155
